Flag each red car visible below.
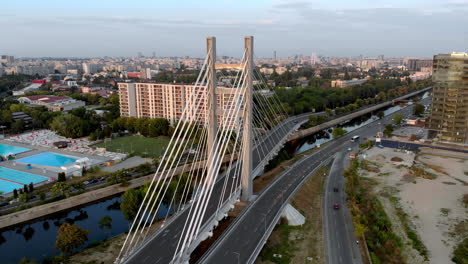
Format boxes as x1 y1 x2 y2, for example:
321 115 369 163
333 203 340 209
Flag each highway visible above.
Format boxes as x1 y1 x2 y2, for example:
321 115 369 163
324 151 362 264
200 96 432 264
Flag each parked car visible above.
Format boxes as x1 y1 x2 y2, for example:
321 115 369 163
333 187 339 192
0 202 9 207
333 203 340 209
90 179 98 184
83 181 90 185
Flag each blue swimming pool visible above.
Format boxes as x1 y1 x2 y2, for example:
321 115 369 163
0 144 30 156
0 167 48 184
0 179 23 194
16 152 77 168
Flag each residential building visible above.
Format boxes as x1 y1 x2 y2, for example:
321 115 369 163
0 55 14 63
331 78 367 88
118 82 241 126
407 59 433 71
18 95 86 112
428 52 468 143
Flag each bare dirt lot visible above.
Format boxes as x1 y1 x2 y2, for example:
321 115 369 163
362 147 467 264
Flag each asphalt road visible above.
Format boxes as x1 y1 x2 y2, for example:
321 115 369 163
200 96 432 264
324 151 362 264
123 113 311 264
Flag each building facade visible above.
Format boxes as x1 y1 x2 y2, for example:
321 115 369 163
428 52 468 143
118 82 241 126
407 59 433 71
18 95 86 112
331 78 367 88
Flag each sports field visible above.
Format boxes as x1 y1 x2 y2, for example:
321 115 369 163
95 136 170 157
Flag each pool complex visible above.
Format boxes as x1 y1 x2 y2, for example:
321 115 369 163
0 167 48 193
0 143 30 156
17 152 78 168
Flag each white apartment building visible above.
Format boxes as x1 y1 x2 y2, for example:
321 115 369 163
118 82 242 126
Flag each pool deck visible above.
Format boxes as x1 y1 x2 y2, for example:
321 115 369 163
0 139 109 179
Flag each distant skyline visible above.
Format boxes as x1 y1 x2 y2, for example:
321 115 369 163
2 0 467 58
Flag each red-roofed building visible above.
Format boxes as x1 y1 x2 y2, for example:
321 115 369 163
127 72 142 78
18 95 85 112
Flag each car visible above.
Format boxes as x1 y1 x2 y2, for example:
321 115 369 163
83 181 90 185
333 187 339 192
90 179 98 184
0 202 9 207
99 176 106 181
347 148 352 151
333 203 340 209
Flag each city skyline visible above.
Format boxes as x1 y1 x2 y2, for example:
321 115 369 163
2 0 467 58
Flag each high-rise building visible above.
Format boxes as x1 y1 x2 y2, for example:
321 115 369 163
118 82 240 126
428 52 468 143
0 55 14 63
407 59 433 71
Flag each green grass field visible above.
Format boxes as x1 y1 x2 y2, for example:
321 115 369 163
94 136 170 157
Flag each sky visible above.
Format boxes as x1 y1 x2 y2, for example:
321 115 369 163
1 0 467 58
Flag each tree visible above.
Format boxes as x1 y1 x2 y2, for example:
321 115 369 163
413 104 425 116
332 127 348 138
55 223 89 255
377 111 384 119
51 182 71 198
13 189 18 199
106 171 130 185
57 172 66 182
23 184 29 194
28 182 34 193
50 114 84 138
11 119 25 133
71 182 85 192
383 124 394 137
393 114 405 125
19 193 29 203
120 189 142 220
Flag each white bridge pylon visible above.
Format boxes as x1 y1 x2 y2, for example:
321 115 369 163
117 36 290 263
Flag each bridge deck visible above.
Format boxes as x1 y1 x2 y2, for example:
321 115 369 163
123 115 309 264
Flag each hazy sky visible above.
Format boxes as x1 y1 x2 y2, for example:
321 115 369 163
1 0 467 58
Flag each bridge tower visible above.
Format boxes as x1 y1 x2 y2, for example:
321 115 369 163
206 37 218 164
241 36 254 201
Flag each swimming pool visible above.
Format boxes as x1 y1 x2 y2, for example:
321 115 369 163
0 167 48 193
0 144 30 156
16 152 78 168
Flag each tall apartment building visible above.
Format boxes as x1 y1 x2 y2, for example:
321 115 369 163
118 82 240 126
407 59 433 71
428 52 468 143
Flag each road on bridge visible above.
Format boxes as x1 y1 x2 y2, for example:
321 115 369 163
200 96 432 264
122 113 312 264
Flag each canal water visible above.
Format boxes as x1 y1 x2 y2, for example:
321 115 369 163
0 93 427 264
0 196 170 264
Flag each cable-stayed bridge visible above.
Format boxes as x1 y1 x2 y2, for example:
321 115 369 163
116 36 309 264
